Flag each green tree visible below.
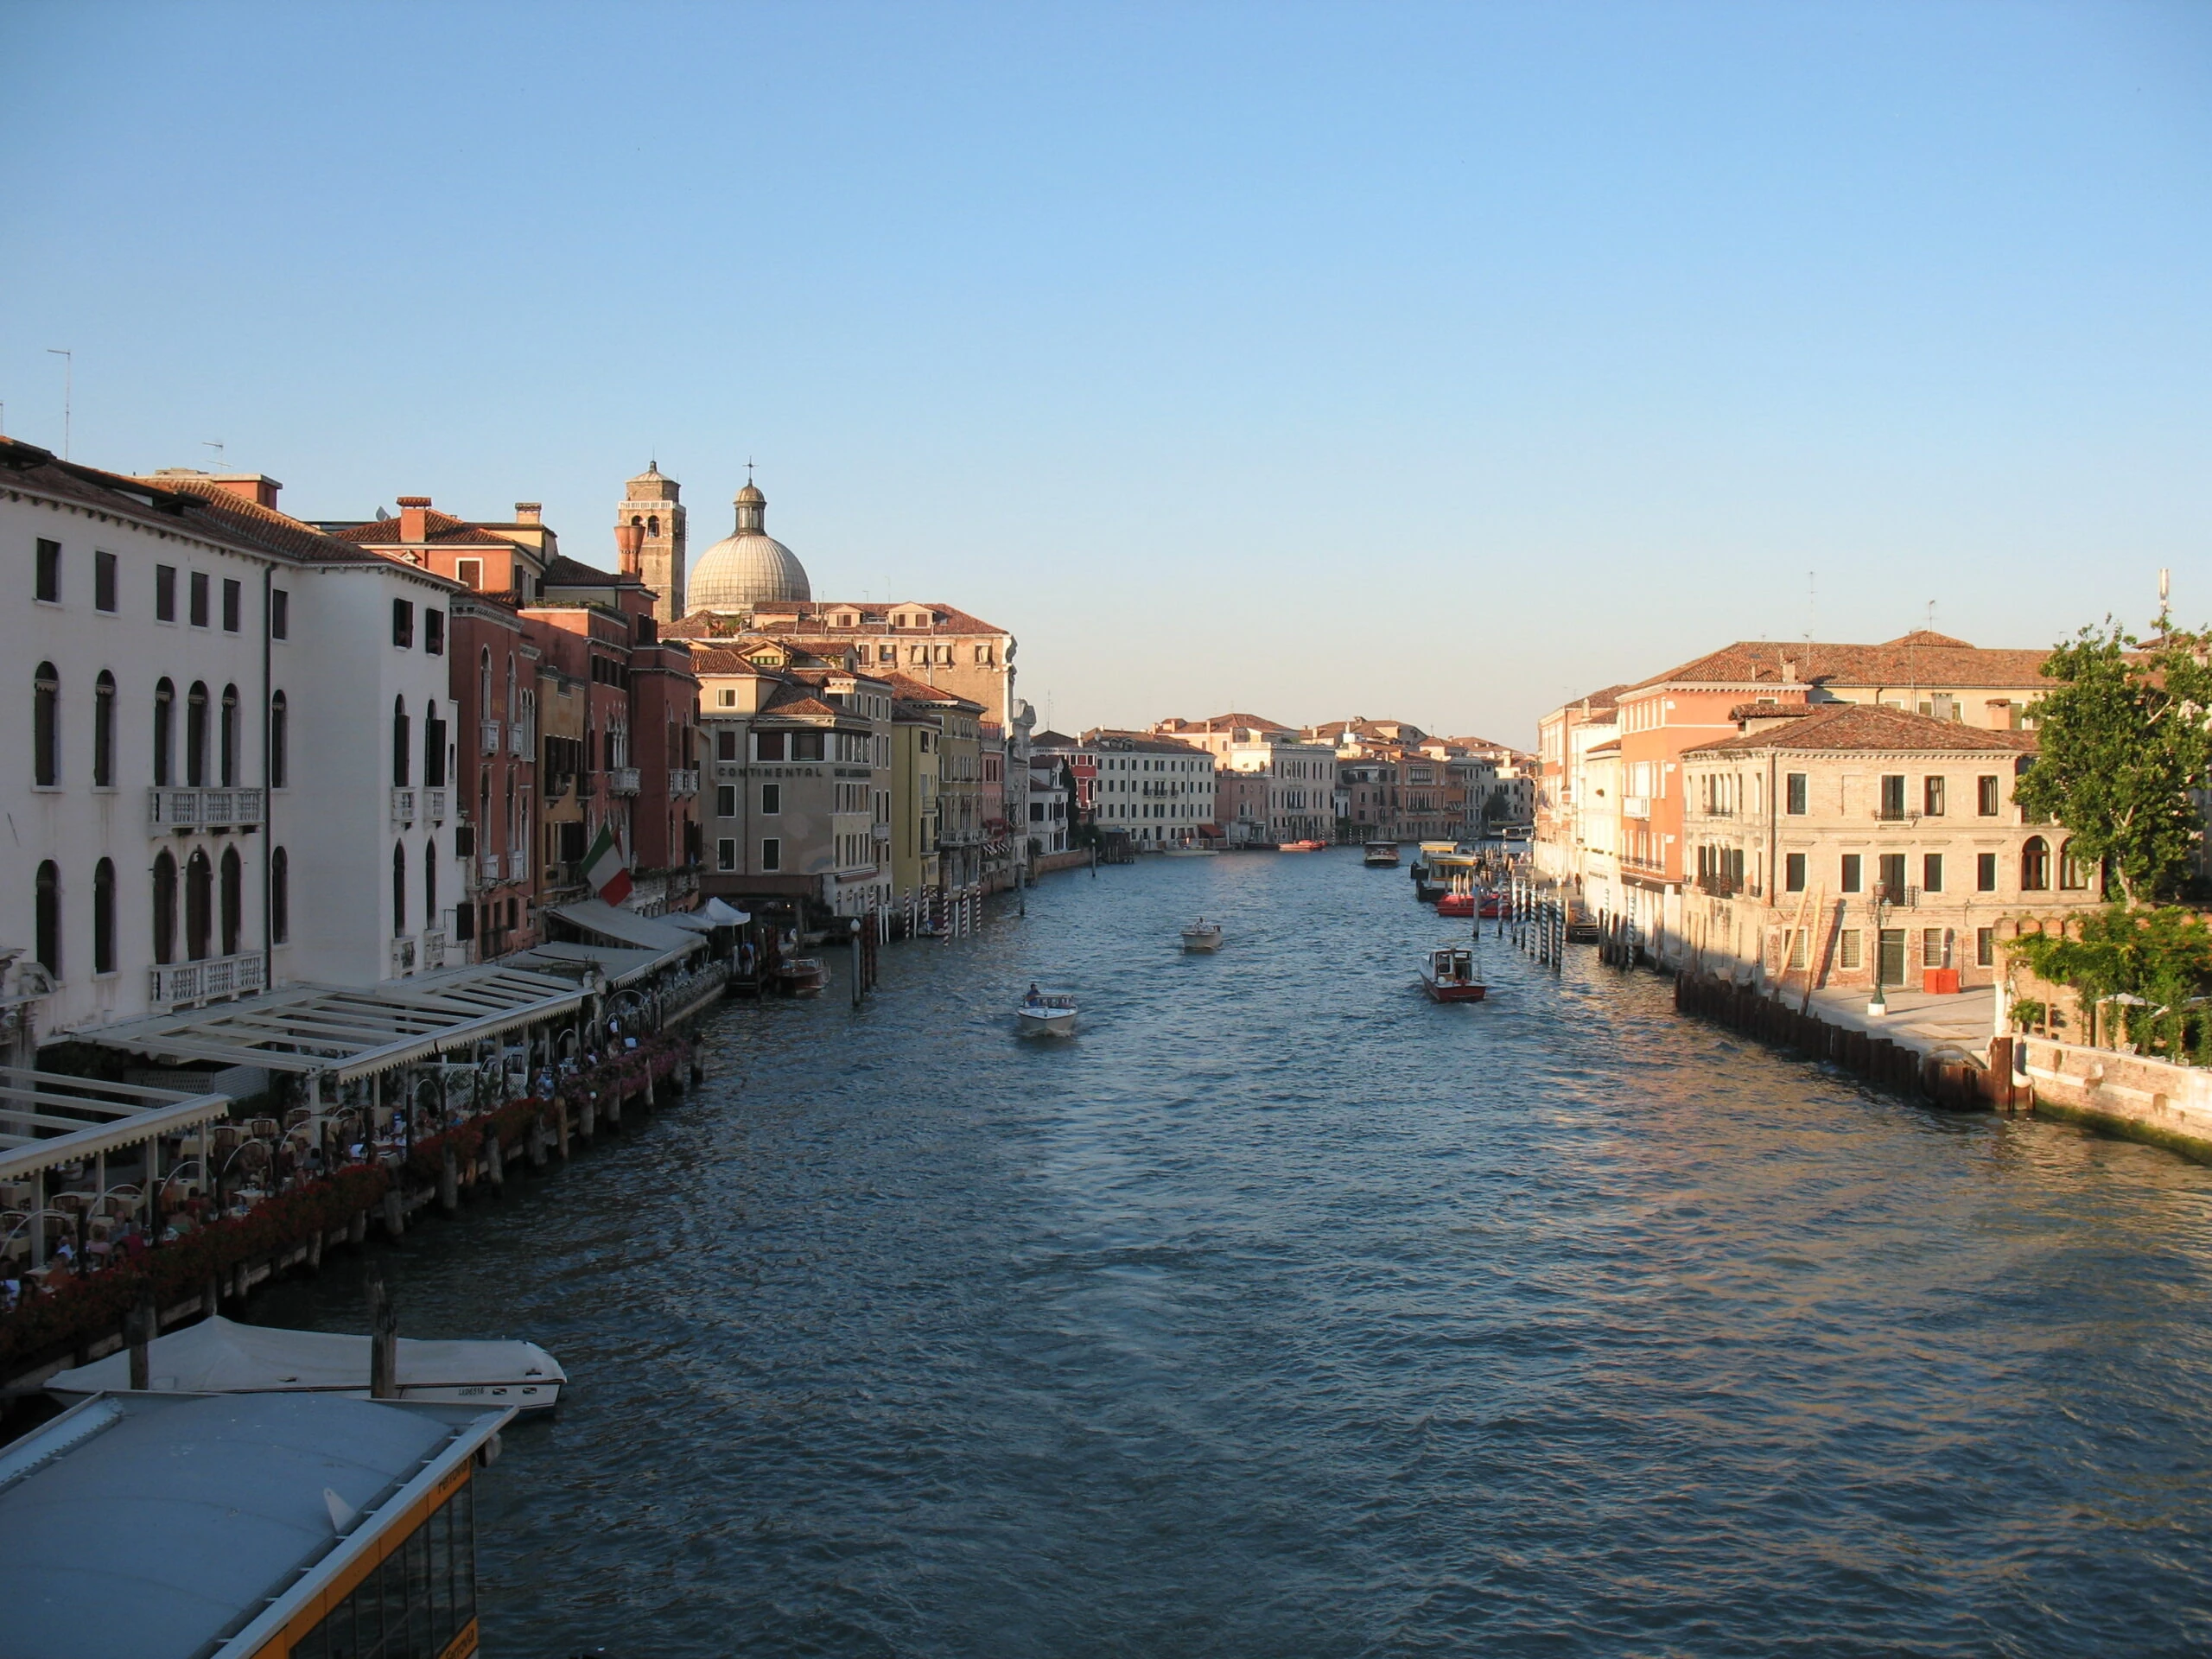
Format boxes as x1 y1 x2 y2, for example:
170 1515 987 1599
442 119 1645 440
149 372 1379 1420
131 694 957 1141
2012 621 2212 904
2008 906 2212 1052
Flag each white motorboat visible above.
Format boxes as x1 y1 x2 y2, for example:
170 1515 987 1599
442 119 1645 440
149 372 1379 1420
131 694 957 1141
47 1314 566 1413
1016 990 1078 1037
1180 918 1224 951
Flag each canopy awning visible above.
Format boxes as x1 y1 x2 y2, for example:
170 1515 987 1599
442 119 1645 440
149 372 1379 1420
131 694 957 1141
69 965 588 1084
509 940 670 988
547 899 709 957
0 1068 232 1184
666 897 748 928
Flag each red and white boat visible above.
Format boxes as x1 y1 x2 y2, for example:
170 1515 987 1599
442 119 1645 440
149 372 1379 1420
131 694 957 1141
1420 946 1488 1002
1278 839 1330 853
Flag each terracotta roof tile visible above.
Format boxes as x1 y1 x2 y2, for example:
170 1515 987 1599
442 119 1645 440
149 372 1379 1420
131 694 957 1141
1629 635 2050 694
1683 702 2039 757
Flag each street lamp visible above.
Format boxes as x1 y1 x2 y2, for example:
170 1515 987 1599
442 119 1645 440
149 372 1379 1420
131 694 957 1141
1867 892 1889 1017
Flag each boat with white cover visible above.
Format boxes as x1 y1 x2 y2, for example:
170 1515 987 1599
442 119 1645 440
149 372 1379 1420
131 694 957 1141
1016 988 1078 1037
1180 918 1224 951
46 1314 566 1413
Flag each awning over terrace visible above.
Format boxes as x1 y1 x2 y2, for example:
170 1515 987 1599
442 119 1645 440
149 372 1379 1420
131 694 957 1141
546 899 709 957
69 965 587 1085
0 1068 232 1185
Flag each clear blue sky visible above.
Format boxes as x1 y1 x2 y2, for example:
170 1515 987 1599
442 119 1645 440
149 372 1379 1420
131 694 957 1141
5 2 2207 743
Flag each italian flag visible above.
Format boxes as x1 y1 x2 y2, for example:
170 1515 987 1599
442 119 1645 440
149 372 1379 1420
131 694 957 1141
582 822 632 906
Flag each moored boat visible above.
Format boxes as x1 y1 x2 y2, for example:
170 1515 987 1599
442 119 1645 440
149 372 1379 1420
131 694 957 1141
1437 892 1476 918
47 1314 567 1413
1180 918 1224 951
1419 946 1488 1002
1363 841 1401 867
779 957 827 995
1278 839 1329 852
1017 987 1078 1036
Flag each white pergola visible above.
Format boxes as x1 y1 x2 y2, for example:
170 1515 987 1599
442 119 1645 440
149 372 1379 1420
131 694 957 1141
73 965 589 1084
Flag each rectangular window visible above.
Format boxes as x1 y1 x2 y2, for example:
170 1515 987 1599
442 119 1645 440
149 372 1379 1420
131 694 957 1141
1787 930 1808 969
221 577 241 632
456 558 483 590
1839 929 1863 969
1923 776 1945 817
1785 853 1806 892
1785 772 1807 815
425 609 444 655
1840 853 1862 893
1977 927 1995 967
792 731 825 761
755 730 786 761
35 538 60 602
717 837 737 871
1879 852 1908 899
1923 853 1943 893
94 550 117 612
1878 774 1906 819
716 729 739 760
391 598 415 647
1977 775 1999 817
1977 852 1997 892
189 570 210 626
760 836 782 872
716 785 737 818
1923 928 1947 969
761 783 781 815
270 588 289 639
717 688 737 707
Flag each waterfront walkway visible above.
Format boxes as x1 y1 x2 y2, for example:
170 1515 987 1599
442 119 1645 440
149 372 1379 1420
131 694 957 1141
1803 982 1998 1060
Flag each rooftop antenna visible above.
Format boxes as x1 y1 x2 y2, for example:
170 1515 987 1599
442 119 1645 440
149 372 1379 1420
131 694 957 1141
45 348 71 459
1805 569 1816 642
202 440 225 467
1927 599 1938 631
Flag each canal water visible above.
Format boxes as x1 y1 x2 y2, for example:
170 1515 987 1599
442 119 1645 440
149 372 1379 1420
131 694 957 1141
257 851 2212 1656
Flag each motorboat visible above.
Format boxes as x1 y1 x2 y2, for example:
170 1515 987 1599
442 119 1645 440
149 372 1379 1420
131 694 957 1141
1180 918 1224 951
1363 841 1401 867
778 957 827 996
1164 842 1218 857
47 1314 566 1413
1420 947 1488 1003
1437 892 1476 918
1017 989 1078 1037
1278 839 1329 852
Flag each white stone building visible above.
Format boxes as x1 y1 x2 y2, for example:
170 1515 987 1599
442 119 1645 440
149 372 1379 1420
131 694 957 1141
0 439 467 1060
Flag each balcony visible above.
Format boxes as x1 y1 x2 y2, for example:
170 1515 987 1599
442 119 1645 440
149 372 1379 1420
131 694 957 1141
480 719 502 756
151 951 265 1007
1872 883 1922 908
508 849 528 880
1623 796 1650 820
148 787 266 834
669 768 700 798
607 767 641 796
1695 873 1744 898
480 851 504 882
872 822 892 842
509 721 531 756
390 936 417 977
1872 808 1918 823
391 787 416 825
421 929 448 971
423 786 448 821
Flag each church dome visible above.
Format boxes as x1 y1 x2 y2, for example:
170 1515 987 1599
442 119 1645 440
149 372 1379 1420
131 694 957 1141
688 480 810 611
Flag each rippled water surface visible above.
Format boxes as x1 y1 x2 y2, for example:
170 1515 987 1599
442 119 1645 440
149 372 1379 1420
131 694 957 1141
257 852 2212 1656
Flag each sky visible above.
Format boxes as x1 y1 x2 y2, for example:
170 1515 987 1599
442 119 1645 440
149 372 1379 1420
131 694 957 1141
3 2 2209 745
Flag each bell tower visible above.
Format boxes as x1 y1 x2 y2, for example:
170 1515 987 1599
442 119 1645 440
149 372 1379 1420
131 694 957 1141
618 462 687 623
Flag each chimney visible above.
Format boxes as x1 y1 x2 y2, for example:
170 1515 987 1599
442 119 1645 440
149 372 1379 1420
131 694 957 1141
514 502 543 524
397 495 432 544
613 522 645 577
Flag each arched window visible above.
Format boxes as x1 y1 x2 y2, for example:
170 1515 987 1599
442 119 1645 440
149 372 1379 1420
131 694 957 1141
2058 838 2093 891
2021 835 2050 893
185 849 213 960
391 842 407 938
93 857 115 975
271 847 289 944
505 653 517 722
270 691 288 789
34 861 60 978
391 695 410 788
186 681 209 786
647 514 659 537
219 845 243 957
93 671 116 787
219 684 238 786
424 836 438 928
152 850 177 965
33 662 59 786
154 678 175 786
479 647 493 715
424 700 446 787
